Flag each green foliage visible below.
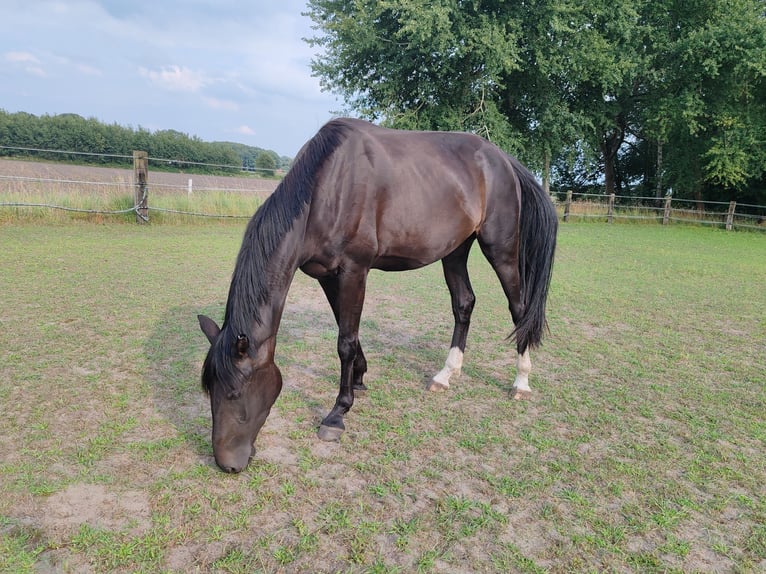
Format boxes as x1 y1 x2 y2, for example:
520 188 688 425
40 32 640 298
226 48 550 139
254 149 278 176
0 522 45 573
306 0 766 204
0 110 289 174
219 141 292 172
306 0 521 148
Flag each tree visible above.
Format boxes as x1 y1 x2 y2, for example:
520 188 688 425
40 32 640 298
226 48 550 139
660 0 766 201
0 110 262 173
306 0 766 204
306 0 522 150
255 151 277 176
306 0 648 191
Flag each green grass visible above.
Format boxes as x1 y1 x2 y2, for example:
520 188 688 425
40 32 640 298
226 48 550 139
0 222 764 572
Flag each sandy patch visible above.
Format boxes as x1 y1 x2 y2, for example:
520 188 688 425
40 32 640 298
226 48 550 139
42 483 152 534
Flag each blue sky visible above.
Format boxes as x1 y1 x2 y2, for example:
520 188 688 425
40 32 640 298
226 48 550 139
0 1 341 156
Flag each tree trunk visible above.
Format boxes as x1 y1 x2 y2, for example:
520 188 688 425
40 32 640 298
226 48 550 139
655 140 663 199
695 189 705 215
542 149 551 196
604 150 617 196
601 129 623 196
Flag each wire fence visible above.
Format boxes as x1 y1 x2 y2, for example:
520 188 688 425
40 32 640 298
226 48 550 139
0 153 278 222
0 173 276 195
558 191 766 232
1 151 765 230
0 144 279 174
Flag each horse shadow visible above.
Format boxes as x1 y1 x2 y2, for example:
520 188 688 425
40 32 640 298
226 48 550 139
143 300 515 460
143 304 220 461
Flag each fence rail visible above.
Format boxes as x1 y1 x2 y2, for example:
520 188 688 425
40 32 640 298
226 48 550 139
2 154 765 230
0 144 279 174
559 191 765 231
0 151 277 222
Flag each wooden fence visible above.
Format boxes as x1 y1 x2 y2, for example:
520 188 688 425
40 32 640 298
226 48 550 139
559 191 765 232
2 153 765 231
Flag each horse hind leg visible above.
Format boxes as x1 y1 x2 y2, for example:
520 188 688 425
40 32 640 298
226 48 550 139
512 349 532 400
478 238 533 400
429 238 476 392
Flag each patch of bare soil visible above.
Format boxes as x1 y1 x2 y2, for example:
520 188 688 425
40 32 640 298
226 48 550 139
42 483 151 534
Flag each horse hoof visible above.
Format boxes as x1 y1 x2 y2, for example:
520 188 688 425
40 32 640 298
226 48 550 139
512 389 532 401
317 425 344 442
427 380 449 392
353 382 368 392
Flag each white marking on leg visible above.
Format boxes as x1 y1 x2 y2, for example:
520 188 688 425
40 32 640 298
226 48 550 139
432 347 463 388
513 350 532 393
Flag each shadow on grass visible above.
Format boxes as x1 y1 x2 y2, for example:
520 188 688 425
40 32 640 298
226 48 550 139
142 297 517 464
143 304 222 462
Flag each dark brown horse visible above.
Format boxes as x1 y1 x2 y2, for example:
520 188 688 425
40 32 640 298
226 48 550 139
198 118 557 473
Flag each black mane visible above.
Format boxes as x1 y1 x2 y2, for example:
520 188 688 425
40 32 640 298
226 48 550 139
202 119 350 393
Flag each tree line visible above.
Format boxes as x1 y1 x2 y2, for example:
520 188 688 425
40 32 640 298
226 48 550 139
306 0 766 207
0 110 291 175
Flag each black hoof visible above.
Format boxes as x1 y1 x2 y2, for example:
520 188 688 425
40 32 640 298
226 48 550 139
317 424 344 442
353 382 368 391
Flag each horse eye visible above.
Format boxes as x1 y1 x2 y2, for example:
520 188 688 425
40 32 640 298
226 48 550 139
226 389 242 400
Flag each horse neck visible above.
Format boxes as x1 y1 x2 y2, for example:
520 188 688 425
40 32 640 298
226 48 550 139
224 208 308 353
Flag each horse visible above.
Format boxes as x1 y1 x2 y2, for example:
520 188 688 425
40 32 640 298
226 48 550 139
198 118 557 473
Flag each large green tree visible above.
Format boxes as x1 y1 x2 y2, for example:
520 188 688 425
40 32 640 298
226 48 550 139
652 0 766 201
306 0 766 204
506 0 650 194
307 0 522 150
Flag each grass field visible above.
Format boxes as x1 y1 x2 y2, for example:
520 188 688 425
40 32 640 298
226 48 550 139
0 222 764 573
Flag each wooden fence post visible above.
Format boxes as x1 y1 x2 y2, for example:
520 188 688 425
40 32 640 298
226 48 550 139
607 193 615 224
133 151 148 223
726 201 736 231
564 190 572 222
663 195 672 225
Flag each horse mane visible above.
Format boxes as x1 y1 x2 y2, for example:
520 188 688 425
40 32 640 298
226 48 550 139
202 119 351 393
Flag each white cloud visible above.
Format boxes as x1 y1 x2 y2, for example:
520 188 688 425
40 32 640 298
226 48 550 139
25 66 47 77
138 65 208 92
50 53 104 77
5 51 40 64
236 125 256 136
203 96 239 111
75 63 102 76
4 51 46 76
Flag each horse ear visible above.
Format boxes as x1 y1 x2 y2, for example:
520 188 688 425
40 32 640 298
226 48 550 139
236 334 250 356
198 315 221 345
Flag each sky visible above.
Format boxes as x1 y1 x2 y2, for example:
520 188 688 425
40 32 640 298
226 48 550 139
0 0 342 157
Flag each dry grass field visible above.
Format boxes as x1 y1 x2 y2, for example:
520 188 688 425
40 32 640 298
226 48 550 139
0 158 278 223
0 158 278 193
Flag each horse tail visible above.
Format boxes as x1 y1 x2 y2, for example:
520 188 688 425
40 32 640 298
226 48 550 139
510 158 558 355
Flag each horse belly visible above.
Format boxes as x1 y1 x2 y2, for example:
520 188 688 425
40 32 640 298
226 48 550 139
371 211 477 271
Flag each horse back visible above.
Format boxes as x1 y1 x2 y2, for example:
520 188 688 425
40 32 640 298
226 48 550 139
300 119 520 276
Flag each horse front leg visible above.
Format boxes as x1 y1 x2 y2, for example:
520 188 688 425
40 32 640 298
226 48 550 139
317 268 368 442
429 238 475 392
318 276 368 391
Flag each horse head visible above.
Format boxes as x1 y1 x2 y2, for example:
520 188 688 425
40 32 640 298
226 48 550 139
198 315 282 473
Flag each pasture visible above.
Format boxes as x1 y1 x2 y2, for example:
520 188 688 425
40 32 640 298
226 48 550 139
1 222 764 573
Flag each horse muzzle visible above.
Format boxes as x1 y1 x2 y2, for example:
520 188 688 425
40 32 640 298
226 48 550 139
214 444 256 474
